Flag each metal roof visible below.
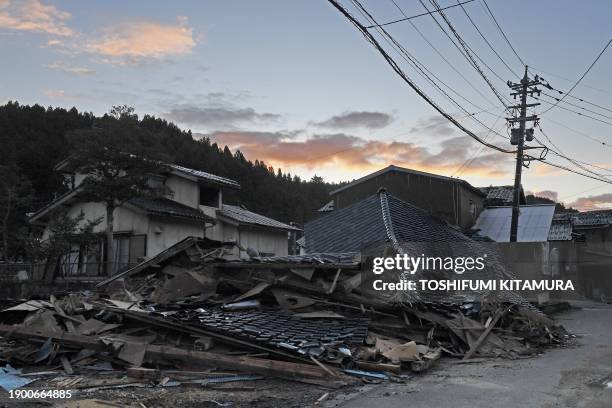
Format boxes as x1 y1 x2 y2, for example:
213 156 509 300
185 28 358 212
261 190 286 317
305 189 472 253
329 165 486 197
218 205 300 231
170 164 240 189
473 205 555 242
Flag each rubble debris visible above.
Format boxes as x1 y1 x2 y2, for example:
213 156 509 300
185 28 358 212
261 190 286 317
0 364 35 391
0 237 575 401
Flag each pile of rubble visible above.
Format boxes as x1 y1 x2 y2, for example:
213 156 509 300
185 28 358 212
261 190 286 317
0 237 574 399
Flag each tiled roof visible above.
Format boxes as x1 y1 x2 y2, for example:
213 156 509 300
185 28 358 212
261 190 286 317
218 205 300 231
569 210 612 226
305 190 471 253
170 164 240 189
479 186 514 203
127 197 213 222
548 219 573 241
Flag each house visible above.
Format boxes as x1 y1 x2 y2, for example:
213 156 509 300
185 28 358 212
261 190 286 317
325 165 486 229
555 210 612 300
28 161 299 276
478 185 526 207
305 189 473 254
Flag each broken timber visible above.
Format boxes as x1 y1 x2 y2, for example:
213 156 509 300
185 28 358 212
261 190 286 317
0 324 352 387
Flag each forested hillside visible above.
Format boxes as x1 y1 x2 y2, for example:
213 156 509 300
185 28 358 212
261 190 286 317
0 102 337 259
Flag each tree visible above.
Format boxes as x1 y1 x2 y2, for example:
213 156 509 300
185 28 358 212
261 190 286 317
26 210 102 279
69 108 172 275
0 164 33 260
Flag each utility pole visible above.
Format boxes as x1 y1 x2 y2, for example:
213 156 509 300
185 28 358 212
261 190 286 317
507 66 542 242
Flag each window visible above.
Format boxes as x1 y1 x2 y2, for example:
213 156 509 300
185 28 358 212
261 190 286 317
200 186 220 207
112 234 146 273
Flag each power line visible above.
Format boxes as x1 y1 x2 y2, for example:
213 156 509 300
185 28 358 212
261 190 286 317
351 0 510 141
545 116 612 148
455 0 520 78
540 92 612 121
424 0 510 106
540 38 612 114
388 0 500 109
328 0 515 154
535 95 612 127
479 0 525 66
529 66 612 95
453 117 506 177
543 85 612 114
367 0 475 28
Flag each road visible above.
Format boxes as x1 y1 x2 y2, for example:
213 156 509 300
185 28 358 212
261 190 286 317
326 301 612 408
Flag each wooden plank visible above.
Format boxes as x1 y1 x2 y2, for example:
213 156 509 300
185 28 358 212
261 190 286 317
0 324 351 386
462 309 505 360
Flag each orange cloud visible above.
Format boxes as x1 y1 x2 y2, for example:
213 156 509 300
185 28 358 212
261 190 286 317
569 193 612 210
0 0 73 36
202 131 512 178
86 17 196 64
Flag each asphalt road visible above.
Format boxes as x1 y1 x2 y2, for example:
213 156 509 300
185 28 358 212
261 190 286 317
326 301 612 408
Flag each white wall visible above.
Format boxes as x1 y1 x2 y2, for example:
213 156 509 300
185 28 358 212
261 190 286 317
206 220 289 258
165 175 199 209
146 219 205 256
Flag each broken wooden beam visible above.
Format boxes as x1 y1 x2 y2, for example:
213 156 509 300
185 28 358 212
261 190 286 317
0 324 352 387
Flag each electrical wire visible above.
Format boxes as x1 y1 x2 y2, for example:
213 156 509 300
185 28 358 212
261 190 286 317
388 0 500 109
540 38 612 115
328 0 515 153
423 0 510 106
544 116 612 148
542 85 612 115
351 0 509 141
455 0 520 78
367 0 475 28
540 92 612 121
535 96 612 127
479 0 525 66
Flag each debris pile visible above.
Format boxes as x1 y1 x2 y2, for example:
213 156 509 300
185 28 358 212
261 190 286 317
0 237 574 396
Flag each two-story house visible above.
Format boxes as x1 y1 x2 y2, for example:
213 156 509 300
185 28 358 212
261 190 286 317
28 161 299 276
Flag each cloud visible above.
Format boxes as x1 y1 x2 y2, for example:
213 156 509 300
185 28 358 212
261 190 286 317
531 190 559 201
410 115 455 137
42 89 64 98
165 105 280 128
569 193 612 210
313 111 393 130
0 0 73 36
84 17 196 65
201 130 510 177
44 61 94 76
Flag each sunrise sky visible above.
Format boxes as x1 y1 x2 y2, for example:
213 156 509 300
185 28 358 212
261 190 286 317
1 0 611 210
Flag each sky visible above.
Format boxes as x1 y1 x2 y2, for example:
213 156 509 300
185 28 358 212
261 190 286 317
1 0 611 210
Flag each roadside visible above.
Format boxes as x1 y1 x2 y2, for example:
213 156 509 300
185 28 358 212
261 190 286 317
326 301 612 408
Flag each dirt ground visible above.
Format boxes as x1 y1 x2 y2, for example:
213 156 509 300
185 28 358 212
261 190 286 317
1 301 609 408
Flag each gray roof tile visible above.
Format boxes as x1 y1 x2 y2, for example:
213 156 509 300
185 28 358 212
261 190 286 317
305 190 471 253
171 164 240 189
219 205 300 231
128 197 212 222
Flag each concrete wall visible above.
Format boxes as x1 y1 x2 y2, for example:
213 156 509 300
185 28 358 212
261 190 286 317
331 170 484 229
